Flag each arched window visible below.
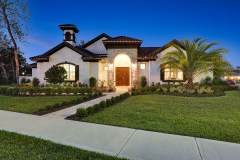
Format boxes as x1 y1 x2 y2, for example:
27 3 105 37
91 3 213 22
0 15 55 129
58 63 76 81
65 32 71 41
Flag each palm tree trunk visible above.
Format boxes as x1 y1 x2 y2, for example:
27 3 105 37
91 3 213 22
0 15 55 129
186 77 194 90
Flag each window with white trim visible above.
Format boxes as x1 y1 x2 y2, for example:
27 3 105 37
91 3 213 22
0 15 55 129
164 68 183 80
59 64 76 81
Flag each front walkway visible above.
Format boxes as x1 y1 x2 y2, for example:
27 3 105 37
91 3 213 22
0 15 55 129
45 91 125 119
1 110 240 160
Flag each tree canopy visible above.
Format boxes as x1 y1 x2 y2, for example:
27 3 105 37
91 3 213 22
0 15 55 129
160 38 232 89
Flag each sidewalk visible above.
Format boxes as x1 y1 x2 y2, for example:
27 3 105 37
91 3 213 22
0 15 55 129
44 91 124 119
1 110 240 160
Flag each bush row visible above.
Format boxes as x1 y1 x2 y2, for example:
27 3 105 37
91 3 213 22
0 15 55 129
36 92 102 115
131 85 228 97
0 86 97 96
76 92 130 119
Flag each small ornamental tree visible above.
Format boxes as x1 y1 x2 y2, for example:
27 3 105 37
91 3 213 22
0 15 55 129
45 65 67 84
89 77 97 88
140 76 147 87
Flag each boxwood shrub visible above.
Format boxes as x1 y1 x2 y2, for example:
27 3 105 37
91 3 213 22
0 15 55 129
76 92 130 119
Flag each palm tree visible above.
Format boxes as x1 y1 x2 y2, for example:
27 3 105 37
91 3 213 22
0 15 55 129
160 38 232 89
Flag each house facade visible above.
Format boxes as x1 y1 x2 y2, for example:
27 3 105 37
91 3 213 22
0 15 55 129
29 24 213 87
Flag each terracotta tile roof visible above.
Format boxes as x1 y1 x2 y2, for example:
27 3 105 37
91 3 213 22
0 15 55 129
103 36 142 43
82 33 111 48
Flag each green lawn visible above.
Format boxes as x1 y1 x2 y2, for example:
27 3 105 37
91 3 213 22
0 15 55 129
0 130 123 160
0 95 80 114
83 91 240 143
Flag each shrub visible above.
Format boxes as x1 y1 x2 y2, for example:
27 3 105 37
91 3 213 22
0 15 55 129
76 108 88 119
187 90 195 94
204 76 212 85
169 86 176 93
197 87 205 94
44 87 52 96
99 100 106 109
26 79 31 83
21 78 26 84
45 65 67 84
205 87 214 94
111 97 117 104
106 99 112 107
32 77 40 87
57 87 63 95
89 77 97 88
86 106 94 115
93 104 101 112
64 87 72 94
140 76 147 87
116 96 121 102
162 87 168 92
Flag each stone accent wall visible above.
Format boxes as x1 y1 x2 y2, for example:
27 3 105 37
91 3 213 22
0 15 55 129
107 48 138 87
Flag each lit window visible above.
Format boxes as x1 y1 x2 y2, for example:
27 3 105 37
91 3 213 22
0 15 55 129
59 64 76 81
164 68 183 80
140 63 146 70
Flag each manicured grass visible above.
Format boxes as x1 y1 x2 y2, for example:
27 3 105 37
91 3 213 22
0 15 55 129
83 91 240 143
0 130 122 160
0 95 80 114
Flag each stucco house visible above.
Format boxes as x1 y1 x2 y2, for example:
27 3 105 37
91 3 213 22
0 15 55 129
29 24 212 87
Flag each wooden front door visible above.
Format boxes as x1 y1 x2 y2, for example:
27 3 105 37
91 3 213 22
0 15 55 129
116 67 130 86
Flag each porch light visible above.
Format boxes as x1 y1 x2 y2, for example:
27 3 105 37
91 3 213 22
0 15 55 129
140 63 146 69
109 63 113 70
104 66 108 71
132 63 137 69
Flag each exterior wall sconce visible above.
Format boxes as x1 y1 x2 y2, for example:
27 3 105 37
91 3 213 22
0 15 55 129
132 63 137 69
140 63 146 70
109 63 113 71
104 66 108 71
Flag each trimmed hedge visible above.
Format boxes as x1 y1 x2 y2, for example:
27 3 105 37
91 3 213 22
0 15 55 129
0 86 98 96
35 92 102 115
76 92 130 119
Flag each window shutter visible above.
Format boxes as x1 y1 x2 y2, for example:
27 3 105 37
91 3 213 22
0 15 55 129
75 65 79 81
160 70 164 81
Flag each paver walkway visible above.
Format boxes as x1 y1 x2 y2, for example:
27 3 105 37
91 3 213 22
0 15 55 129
44 91 125 119
1 110 240 160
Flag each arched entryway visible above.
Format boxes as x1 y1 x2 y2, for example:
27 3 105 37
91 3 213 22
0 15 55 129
114 54 131 86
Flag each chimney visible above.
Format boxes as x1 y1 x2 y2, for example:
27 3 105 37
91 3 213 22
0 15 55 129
59 24 79 46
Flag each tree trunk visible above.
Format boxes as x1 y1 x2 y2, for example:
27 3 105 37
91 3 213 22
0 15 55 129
186 77 194 90
0 64 9 83
14 50 19 83
10 59 16 82
2 5 19 83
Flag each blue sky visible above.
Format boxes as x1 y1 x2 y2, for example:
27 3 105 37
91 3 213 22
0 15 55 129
20 0 240 67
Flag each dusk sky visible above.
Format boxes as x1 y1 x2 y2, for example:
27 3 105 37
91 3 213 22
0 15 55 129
20 0 240 67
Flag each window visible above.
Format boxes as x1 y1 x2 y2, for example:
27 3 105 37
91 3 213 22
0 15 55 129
164 68 183 80
140 63 146 70
59 64 76 81
65 32 71 41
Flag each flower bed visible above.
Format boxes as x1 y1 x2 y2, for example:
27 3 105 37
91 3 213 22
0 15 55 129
130 84 238 97
67 92 130 120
